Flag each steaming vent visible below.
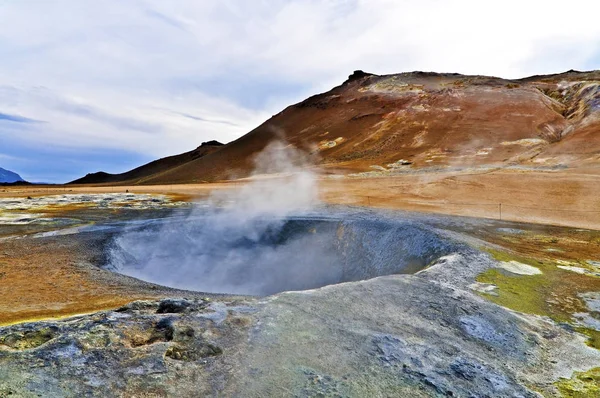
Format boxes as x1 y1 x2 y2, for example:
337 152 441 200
106 212 458 296
105 142 458 296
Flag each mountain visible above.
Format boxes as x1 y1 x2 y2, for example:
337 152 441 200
69 141 224 184
71 69 600 184
0 167 24 183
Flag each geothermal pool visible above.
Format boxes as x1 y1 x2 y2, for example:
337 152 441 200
106 208 460 296
0 192 462 296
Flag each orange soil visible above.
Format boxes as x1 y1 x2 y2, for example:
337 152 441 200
0 239 157 326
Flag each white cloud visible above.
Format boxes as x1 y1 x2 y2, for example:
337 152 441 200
0 0 599 160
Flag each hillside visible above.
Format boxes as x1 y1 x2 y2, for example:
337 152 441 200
69 141 224 184
72 70 600 184
0 167 24 183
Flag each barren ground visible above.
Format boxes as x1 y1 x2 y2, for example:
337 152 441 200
2 172 600 396
1 168 599 327
3 168 599 229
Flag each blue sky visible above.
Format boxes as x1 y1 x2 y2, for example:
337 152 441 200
1 0 599 183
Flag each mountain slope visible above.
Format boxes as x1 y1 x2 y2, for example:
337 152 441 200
69 141 224 184
0 167 24 183
73 69 600 185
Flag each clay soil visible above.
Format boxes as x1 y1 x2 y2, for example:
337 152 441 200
0 235 155 325
0 227 227 326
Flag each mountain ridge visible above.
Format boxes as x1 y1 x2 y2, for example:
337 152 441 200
0 167 25 183
69 141 224 185
70 69 600 185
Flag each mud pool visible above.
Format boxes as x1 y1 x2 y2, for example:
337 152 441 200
106 210 461 295
0 193 462 295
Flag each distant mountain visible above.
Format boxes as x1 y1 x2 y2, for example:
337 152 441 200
69 141 224 184
72 69 600 184
0 167 24 183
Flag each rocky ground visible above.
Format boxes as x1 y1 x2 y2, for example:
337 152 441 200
3 68 600 397
1 205 600 397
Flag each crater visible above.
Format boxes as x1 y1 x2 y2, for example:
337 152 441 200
106 211 458 296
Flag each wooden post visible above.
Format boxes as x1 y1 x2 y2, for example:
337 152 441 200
499 203 502 220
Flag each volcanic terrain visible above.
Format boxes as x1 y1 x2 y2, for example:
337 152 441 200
2 70 600 397
73 69 600 184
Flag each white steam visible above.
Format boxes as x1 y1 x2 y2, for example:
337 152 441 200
107 141 458 294
209 141 319 219
107 141 336 295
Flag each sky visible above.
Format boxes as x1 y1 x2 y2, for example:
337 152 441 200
1 0 599 183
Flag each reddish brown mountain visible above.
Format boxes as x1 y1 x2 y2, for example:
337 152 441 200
69 141 224 184
71 70 600 185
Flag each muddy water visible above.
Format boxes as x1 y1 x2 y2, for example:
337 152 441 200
106 210 461 295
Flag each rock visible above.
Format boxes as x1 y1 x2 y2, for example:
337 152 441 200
0 327 57 350
346 70 373 82
151 318 174 342
0 298 247 397
116 300 157 312
200 140 224 147
156 298 192 314
165 342 222 361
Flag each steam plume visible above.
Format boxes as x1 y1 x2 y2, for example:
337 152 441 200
107 141 330 295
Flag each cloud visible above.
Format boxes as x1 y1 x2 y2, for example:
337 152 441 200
0 0 599 182
144 8 189 32
0 112 42 124
174 112 239 127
